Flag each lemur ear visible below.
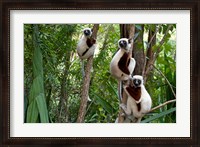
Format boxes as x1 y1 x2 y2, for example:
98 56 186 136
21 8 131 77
91 28 93 32
128 38 133 44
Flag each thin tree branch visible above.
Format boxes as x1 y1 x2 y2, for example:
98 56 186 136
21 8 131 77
148 99 176 113
90 25 113 86
102 24 113 50
77 24 99 123
147 25 160 49
154 24 173 59
142 25 160 77
142 56 148 77
133 24 145 76
150 63 176 98
143 24 173 83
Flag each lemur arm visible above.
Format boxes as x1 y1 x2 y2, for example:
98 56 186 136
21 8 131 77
120 103 132 115
86 37 96 48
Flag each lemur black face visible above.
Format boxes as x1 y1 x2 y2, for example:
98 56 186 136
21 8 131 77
119 40 128 48
84 29 91 36
133 79 142 87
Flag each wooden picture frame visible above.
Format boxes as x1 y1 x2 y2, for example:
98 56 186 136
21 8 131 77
1 0 199 146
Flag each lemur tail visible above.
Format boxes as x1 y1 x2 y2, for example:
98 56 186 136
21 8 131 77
118 81 123 102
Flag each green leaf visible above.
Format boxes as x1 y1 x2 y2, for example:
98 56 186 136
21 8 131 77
26 24 49 123
133 32 140 41
150 24 156 32
135 24 142 31
26 100 39 123
106 81 118 98
36 93 49 123
27 76 45 108
24 93 28 122
141 107 176 123
152 44 160 52
92 93 114 114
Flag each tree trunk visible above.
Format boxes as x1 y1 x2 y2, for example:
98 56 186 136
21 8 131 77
77 24 99 123
90 24 112 86
143 24 173 84
133 25 145 75
57 49 71 123
143 27 156 83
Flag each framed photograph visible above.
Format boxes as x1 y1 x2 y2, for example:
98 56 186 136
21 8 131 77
1 0 199 146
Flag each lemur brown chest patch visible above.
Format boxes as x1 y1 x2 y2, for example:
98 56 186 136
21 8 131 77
82 38 96 56
137 103 141 111
118 52 130 75
126 86 141 102
86 38 96 48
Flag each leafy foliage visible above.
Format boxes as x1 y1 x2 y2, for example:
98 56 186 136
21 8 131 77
24 24 176 123
26 25 49 123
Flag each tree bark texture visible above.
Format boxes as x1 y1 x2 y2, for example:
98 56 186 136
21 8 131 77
77 24 99 123
143 24 173 84
133 25 145 76
143 27 156 84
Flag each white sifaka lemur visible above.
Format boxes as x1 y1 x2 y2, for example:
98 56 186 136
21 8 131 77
120 75 152 123
77 28 97 77
76 28 97 101
110 38 136 100
110 38 136 81
77 28 97 60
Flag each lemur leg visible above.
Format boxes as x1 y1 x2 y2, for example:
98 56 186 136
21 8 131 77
120 103 131 115
118 81 123 102
87 96 91 102
135 117 142 123
118 79 130 102
128 58 136 76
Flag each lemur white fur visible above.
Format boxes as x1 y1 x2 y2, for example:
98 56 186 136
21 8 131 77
120 75 152 123
77 28 97 77
110 38 136 100
77 28 97 60
77 28 97 102
110 38 136 81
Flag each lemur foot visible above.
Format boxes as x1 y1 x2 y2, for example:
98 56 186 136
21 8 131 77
120 112 125 117
120 103 127 110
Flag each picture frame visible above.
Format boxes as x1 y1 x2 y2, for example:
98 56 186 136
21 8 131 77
1 0 199 146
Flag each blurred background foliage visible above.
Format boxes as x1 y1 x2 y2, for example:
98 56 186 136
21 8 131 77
24 24 176 123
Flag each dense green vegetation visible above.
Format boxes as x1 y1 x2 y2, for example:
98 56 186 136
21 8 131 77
24 24 176 123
